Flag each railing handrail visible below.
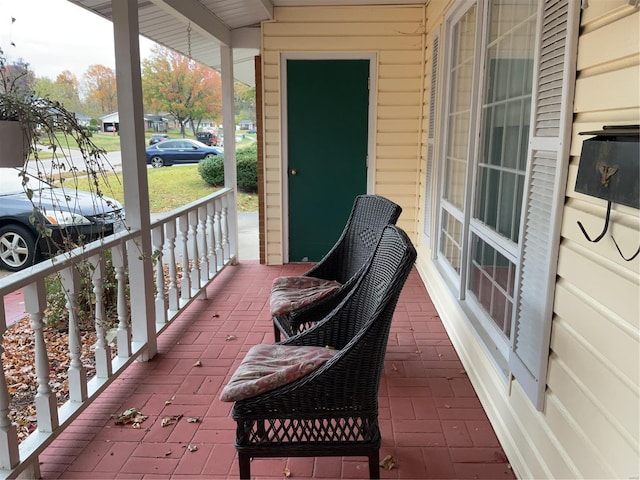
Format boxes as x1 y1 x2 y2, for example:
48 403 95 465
0 188 238 478
0 188 234 299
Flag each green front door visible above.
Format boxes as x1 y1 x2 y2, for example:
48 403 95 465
287 59 369 261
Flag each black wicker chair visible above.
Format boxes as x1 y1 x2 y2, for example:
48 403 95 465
231 225 416 479
271 194 402 341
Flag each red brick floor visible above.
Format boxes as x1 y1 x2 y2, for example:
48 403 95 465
39 261 516 479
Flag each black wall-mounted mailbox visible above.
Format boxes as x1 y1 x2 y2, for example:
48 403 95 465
575 125 639 209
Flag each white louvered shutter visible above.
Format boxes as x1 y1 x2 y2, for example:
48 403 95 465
509 0 580 410
423 28 440 247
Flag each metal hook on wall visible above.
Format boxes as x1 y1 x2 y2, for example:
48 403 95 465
577 201 639 261
612 236 640 261
577 201 612 243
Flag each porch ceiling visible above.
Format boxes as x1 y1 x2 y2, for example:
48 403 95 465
67 0 427 86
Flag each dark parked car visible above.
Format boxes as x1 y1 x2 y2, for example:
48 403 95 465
149 133 170 145
145 139 220 168
0 168 125 272
195 131 218 146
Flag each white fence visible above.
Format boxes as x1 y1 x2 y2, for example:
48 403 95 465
0 188 237 479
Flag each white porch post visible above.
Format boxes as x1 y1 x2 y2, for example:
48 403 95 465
221 45 238 259
111 0 157 358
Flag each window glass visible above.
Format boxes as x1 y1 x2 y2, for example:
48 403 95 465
439 3 477 276
439 211 463 273
469 234 515 337
437 0 536 348
473 1 536 245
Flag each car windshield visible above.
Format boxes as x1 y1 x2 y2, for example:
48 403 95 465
0 168 51 195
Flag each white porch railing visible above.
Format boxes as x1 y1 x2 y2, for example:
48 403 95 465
0 188 237 479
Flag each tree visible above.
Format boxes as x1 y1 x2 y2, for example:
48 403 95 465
142 45 221 136
234 82 256 124
1 57 34 96
55 70 82 113
33 77 56 98
83 64 117 116
34 71 83 114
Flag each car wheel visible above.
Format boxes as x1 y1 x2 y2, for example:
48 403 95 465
151 156 165 168
203 153 217 161
0 224 39 272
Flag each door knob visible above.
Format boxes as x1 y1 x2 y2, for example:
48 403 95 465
290 169 298 175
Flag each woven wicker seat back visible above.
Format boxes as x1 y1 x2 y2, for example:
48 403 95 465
232 225 416 479
272 194 402 341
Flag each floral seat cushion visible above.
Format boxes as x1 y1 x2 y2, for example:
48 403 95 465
220 344 337 402
270 276 341 317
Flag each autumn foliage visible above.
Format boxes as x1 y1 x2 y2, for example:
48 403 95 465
84 64 117 115
142 45 221 135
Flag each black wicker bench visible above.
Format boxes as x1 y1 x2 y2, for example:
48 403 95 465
228 225 416 479
271 194 401 341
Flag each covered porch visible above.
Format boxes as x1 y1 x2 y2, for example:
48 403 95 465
37 261 514 479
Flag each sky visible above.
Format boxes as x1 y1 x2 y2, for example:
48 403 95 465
0 0 154 80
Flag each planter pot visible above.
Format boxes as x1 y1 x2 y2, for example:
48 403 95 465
0 120 26 168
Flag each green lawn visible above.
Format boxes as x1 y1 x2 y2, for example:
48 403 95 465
69 165 258 213
34 128 256 156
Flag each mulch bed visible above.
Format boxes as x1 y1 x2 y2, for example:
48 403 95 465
2 316 104 441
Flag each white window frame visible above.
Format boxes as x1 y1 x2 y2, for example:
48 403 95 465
431 0 579 409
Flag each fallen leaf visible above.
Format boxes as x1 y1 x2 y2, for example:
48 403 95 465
283 467 291 477
193 360 202 367
379 454 398 471
112 408 148 427
161 414 183 427
225 335 237 341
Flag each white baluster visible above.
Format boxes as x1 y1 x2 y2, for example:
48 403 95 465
112 244 131 358
178 214 191 303
188 210 200 296
214 204 223 270
198 205 209 281
164 221 179 314
221 204 230 263
60 266 87 403
206 201 217 275
90 254 112 379
152 226 167 325
0 302 20 469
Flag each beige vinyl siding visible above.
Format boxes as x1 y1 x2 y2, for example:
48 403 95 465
415 1 639 479
551 1 640 476
261 5 425 263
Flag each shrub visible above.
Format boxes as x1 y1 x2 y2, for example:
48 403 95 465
199 144 258 192
45 253 121 331
198 155 224 186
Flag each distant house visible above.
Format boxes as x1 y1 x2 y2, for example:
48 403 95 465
238 119 255 130
74 113 91 128
100 112 119 133
144 114 168 132
100 112 170 133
